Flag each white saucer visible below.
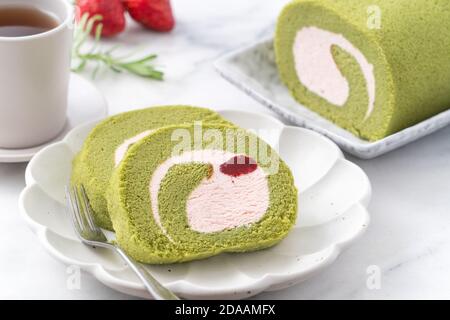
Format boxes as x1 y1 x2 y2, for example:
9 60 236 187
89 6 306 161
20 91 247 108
0 73 108 163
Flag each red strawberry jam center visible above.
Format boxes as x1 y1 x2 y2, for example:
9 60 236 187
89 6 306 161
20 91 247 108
220 155 258 177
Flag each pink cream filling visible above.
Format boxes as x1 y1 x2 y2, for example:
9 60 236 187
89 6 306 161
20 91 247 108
293 26 376 120
149 150 269 235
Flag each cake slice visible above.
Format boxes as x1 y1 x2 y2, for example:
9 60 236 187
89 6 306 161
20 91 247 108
106 123 298 264
71 106 231 230
275 0 450 141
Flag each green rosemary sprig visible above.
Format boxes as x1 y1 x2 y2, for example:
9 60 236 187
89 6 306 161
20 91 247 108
72 13 164 80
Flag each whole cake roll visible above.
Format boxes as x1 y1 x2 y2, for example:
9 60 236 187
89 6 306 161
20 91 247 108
275 0 450 141
71 106 231 230
106 124 298 264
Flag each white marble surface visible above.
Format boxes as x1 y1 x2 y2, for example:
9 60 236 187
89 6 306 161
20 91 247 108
1 0 450 299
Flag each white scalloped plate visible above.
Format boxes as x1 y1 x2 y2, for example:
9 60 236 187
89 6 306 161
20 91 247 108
19 110 371 300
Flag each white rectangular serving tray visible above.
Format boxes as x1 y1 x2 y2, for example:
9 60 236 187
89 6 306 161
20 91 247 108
214 37 450 159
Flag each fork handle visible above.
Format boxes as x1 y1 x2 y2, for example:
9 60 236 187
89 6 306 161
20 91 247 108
115 248 180 300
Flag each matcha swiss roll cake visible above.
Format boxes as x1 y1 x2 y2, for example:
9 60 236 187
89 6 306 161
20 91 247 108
107 123 297 264
275 0 450 141
71 106 231 230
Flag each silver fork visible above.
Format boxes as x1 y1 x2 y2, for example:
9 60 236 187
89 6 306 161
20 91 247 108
65 185 180 300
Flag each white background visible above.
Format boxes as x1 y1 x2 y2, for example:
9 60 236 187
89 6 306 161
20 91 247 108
1 0 450 299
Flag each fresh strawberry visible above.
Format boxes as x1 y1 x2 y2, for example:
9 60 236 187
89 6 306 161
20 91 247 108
76 0 126 37
123 0 175 32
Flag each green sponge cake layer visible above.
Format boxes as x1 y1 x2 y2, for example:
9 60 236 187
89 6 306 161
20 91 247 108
71 106 231 230
107 124 298 264
275 0 450 141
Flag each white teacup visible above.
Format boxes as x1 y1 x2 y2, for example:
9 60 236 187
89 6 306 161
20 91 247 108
0 0 72 149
